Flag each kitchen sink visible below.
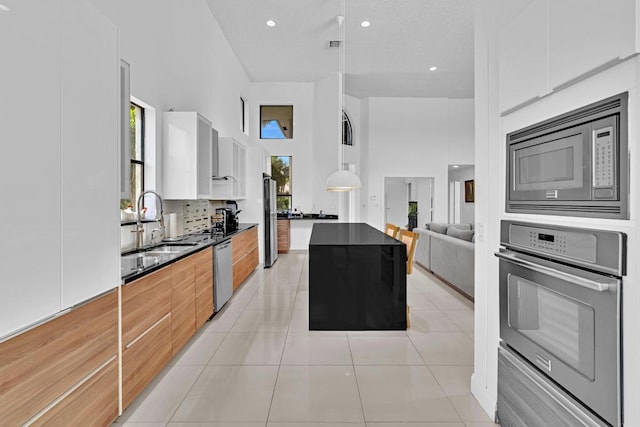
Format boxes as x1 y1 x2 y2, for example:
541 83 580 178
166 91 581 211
144 245 193 254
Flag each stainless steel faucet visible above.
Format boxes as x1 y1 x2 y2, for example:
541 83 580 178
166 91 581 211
133 190 165 249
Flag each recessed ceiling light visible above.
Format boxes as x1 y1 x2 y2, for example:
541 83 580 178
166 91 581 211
0 4 10 12
452 165 459 168
361 21 370 28
429 66 438 71
266 20 276 27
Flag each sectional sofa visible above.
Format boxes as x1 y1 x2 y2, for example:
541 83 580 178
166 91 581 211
414 223 475 299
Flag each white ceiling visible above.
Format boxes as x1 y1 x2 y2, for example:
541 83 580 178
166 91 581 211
206 0 474 98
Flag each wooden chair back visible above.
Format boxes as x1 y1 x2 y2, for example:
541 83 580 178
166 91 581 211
399 229 419 274
385 223 400 239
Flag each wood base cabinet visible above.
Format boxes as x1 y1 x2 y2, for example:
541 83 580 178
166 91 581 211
232 227 259 290
171 256 196 356
122 313 172 408
122 266 172 409
194 247 214 328
32 358 118 427
277 220 290 253
0 289 118 426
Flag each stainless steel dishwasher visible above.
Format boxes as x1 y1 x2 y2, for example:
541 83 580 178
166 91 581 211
213 240 233 312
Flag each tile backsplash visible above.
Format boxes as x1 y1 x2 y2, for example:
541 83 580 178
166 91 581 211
121 199 217 252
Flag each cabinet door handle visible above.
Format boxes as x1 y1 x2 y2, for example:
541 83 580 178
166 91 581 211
125 312 171 349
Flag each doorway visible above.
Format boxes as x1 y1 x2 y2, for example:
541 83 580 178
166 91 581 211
384 177 434 229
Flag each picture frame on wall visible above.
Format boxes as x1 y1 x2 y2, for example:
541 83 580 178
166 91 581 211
464 179 475 203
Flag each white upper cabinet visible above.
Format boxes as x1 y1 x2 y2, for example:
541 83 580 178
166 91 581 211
549 0 636 89
0 0 120 335
212 137 247 200
163 112 216 200
499 0 637 114
61 0 120 307
0 0 63 337
499 0 549 113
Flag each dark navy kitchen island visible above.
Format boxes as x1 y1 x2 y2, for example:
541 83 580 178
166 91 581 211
309 222 407 330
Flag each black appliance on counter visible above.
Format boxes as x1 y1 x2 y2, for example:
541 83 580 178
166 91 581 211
213 205 238 236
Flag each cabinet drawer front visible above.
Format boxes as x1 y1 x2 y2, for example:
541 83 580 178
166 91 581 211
32 358 118 427
171 256 196 354
122 266 172 347
122 313 172 409
195 248 213 328
232 227 258 261
232 247 259 290
0 290 118 425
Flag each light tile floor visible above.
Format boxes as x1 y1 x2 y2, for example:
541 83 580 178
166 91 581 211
113 252 498 427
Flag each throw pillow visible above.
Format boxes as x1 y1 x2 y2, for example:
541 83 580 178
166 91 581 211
446 226 474 242
429 223 448 234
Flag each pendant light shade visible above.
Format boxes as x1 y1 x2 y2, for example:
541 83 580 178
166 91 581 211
326 169 362 192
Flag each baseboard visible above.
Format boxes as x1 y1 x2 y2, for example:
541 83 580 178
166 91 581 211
429 271 474 302
471 373 498 423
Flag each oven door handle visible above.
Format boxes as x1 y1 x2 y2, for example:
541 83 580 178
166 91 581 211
495 251 610 292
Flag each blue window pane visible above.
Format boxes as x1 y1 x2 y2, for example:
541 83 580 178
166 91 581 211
261 120 286 139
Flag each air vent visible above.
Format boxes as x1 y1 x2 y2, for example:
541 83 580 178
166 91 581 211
507 203 624 219
328 40 341 48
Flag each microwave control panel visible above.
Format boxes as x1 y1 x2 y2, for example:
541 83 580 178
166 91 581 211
593 125 615 194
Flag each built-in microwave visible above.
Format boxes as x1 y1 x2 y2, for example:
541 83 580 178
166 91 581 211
506 93 628 219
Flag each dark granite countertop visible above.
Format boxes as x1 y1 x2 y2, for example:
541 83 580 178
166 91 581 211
121 223 257 284
277 213 338 220
309 223 404 246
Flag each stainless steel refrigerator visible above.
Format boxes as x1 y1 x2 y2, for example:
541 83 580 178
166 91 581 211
263 174 278 267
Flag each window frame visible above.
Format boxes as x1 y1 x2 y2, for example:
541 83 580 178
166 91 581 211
122 102 145 210
241 96 246 133
342 109 353 146
271 155 292 212
260 105 294 140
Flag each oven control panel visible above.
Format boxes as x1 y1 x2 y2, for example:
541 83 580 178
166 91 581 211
509 224 597 263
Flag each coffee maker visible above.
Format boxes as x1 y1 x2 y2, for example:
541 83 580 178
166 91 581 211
225 201 240 231
213 201 239 236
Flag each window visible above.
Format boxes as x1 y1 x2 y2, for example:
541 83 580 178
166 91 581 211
271 156 292 211
261 105 293 139
342 109 353 146
241 97 246 133
121 102 144 210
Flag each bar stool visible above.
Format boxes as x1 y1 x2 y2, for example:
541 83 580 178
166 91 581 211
398 229 419 327
385 223 400 239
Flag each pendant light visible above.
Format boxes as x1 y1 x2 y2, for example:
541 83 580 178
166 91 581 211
326 2 361 192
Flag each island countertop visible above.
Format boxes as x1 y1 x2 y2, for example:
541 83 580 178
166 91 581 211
309 222 404 246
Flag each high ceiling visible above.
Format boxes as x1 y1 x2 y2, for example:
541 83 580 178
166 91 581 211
206 0 474 98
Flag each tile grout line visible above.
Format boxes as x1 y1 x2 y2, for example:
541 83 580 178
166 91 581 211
162 261 269 424
265 252 302 425
346 324 368 424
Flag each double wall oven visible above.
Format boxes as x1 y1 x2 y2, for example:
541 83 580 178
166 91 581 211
496 220 626 427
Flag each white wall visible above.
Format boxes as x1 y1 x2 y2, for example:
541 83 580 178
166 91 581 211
250 82 315 214
473 2 640 424
363 98 475 229
312 74 341 215
448 165 475 225
87 0 252 196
